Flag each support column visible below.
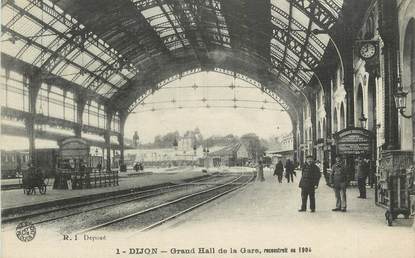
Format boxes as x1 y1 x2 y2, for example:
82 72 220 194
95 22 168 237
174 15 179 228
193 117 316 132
298 109 304 166
25 117 35 164
323 74 333 167
379 0 400 150
309 92 317 159
26 70 41 164
292 121 298 162
118 111 128 168
341 14 356 127
105 109 113 171
74 95 86 137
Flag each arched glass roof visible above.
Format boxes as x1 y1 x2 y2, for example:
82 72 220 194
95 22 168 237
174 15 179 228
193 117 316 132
1 0 343 110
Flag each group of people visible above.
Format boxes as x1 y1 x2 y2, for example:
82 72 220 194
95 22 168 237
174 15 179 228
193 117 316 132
298 155 369 213
273 159 296 183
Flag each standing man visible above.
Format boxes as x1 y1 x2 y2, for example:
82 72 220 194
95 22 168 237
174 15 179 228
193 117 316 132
323 158 330 185
285 158 295 183
298 155 321 212
356 157 369 199
331 156 348 212
274 159 284 183
257 158 265 182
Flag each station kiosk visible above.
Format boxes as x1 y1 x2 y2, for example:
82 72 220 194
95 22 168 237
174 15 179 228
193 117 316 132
53 137 118 189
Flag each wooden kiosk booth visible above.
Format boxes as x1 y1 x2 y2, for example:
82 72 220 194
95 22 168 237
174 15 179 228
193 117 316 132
53 137 118 189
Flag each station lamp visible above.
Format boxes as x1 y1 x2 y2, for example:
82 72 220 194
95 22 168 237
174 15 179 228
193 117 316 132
393 51 412 119
394 83 412 119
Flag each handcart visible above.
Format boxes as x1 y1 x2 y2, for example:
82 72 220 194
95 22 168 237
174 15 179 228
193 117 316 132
20 169 48 195
383 174 411 226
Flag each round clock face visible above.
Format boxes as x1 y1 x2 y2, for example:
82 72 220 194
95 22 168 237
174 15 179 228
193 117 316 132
360 43 376 59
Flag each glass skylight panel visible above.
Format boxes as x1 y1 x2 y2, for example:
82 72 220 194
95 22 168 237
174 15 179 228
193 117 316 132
72 72 91 85
159 28 176 38
85 44 105 59
291 7 310 28
271 0 290 12
50 19 71 34
1 35 25 57
320 0 341 18
71 52 94 69
2 5 17 25
39 34 64 52
141 5 186 51
114 78 126 88
107 73 124 86
207 2 230 47
166 42 182 51
19 45 42 64
96 83 113 96
84 59 102 73
12 16 43 36
56 64 80 81
30 4 55 25
121 69 135 79
298 70 312 82
105 88 117 98
35 31 58 46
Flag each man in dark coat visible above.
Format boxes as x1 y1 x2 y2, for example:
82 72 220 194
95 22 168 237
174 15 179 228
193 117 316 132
274 160 284 183
285 158 295 183
298 155 321 212
355 157 369 199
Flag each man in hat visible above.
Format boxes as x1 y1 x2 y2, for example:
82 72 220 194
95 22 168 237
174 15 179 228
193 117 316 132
331 156 348 212
355 157 369 199
298 155 321 212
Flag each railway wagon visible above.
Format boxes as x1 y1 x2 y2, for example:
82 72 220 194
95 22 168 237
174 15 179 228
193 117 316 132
1 149 58 179
1 150 29 179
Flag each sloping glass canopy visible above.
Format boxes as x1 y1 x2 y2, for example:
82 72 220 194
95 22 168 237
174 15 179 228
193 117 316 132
1 0 343 108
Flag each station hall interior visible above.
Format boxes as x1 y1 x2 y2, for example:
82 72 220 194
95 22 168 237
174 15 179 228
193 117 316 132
1 0 415 254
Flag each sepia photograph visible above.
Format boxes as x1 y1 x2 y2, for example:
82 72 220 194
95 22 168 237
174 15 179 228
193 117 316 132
1 0 414 257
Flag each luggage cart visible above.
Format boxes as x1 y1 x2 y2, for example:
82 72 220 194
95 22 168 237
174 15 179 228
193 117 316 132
383 174 411 226
20 169 48 195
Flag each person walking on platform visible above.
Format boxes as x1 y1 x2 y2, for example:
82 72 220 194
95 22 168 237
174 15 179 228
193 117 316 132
285 158 295 183
331 156 348 212
356 157 369 199
298 155 321 212
274 160 284 183
323 159 330 185
257 158 265 182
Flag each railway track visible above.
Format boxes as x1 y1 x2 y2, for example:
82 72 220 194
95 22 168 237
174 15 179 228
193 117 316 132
2 173 223 224
77 173 254 234
2 173 246 230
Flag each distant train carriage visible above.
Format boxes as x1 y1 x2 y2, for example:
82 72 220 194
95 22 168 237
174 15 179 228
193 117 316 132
1 149 58 179
1 150 29 179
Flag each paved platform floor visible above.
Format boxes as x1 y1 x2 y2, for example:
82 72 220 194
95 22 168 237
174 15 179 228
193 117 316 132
139 168 415 258
1 171 205 210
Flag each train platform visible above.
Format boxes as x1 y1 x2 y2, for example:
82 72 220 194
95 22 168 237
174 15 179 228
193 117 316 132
1 170 208 215
139 168 415 258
